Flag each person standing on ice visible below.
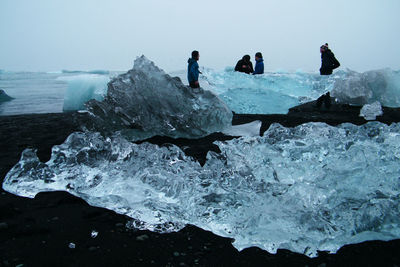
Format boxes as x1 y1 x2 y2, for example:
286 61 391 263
319 43 340 75
235 55 254 74
187 50 202 88
316 43 340 109
253 52 264 75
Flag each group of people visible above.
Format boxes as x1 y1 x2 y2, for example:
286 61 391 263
187 43 340 89
234 52 264 75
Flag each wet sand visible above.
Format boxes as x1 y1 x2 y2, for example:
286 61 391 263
1 102 400 266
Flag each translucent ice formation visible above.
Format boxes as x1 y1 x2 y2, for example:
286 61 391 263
332 69 400 106
58 67 400 115
4 121 400 257
85 56 232 140
200 68 335 114
360 101 383 120
201 68 400 113
61 74 109 111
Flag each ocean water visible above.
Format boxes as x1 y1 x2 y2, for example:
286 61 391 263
0 71 114 116
0 72 68 115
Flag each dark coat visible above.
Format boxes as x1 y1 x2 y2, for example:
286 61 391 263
320 49 340 75
235 59 254 74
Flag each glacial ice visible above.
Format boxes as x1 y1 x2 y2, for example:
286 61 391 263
200 68 334 114
332 69 400 107
170 67 400 114
63 66 400 116
222 120 262 137
4 121 400 257
360 101 383 120
61 74 110 111
84 56 233 140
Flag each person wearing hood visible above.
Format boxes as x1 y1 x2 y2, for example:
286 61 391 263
316 43 340 109
253 52 264 75
319 43 340 75
235 55 254 74
187 50 201 88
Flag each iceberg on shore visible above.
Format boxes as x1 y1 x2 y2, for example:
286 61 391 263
60 65 400 116
4 121 400 257
169 67 400 114
61 74 109 111
332 69 400 107
360 101 383 120
85 56 232 140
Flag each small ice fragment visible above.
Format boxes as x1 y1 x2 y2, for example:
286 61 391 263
91 230 98 238
359 101 383 120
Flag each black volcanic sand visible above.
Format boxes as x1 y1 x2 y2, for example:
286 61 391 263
1 102 400 266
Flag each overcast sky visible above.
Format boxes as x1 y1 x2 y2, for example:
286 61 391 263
1 0 399 73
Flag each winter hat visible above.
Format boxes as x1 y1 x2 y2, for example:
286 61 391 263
321 43 329 49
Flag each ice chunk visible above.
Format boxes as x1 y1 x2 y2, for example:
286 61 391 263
197 68 400 114
0 89 14 102
223 120 261 137
85 56 232 140
360 101 383 120
332 69 400 106
4 122 400 257
61 74 109 111
201 68 336 114
91 230 98 238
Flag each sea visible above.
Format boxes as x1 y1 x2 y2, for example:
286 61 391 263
0 70 114 116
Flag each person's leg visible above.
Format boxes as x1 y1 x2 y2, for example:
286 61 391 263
189 82 200 88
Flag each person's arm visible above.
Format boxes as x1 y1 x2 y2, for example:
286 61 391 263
194 64 200 86
253 63 258 74
188 64 196 82
332 55 340 69
253 62 263 74
193 62 200 81
329 51 340 69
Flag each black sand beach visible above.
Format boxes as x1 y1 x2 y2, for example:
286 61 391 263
1 102 400 266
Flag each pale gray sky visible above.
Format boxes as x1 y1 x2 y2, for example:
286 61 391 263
1 0 399 72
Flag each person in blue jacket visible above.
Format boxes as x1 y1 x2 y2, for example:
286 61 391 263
253 52 264 75
187 50 201 88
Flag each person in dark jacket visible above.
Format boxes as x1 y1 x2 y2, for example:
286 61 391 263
319 43 340 75
235 55 254 74
187 50 201 88
253 52 264 75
